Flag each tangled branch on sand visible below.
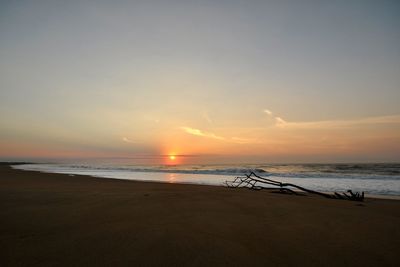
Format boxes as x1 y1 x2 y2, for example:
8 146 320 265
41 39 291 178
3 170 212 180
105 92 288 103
225 171 364 201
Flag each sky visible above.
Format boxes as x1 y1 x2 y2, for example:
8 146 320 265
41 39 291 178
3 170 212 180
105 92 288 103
0 0 399 163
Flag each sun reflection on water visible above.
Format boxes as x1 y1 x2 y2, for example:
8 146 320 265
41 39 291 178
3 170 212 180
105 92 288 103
168 173 177 183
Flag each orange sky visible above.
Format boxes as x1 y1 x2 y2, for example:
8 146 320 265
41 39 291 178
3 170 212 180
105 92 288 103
2 112 399 163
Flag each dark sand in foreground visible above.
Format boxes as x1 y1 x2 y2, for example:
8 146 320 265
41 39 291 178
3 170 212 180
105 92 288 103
1 164 399 266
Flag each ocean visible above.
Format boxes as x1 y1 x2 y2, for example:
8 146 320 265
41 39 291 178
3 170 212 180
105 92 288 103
12 161 400 197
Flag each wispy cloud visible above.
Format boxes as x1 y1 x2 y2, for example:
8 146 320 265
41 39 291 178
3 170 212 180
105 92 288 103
264 108 287 127
274 115 400 129
181 126 262 144
122 137 136 143
180 127 225 140
263 109 273 116
262 108 400 129
275 117 287 127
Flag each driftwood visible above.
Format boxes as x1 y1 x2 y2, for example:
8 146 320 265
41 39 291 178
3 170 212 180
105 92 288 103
225 171 364 201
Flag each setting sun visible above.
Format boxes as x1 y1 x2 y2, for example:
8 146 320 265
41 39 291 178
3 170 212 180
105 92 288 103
169 155 176 160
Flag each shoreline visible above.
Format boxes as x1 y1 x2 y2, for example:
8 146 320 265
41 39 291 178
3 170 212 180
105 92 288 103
1 164 400 266
10 163 400 200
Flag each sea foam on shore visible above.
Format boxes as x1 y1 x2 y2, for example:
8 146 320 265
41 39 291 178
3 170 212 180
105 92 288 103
12 162 400 197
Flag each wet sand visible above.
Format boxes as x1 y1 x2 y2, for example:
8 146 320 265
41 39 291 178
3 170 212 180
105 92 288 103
1 164 399 266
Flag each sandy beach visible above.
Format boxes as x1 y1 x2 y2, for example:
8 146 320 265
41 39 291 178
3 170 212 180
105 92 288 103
1 163 399 266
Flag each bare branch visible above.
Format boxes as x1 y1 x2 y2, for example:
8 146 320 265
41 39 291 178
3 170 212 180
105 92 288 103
225 172 364 201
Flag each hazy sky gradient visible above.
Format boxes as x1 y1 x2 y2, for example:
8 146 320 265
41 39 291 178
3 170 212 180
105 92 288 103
1 0 399 163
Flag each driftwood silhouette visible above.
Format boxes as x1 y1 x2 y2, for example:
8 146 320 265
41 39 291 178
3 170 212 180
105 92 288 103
225 171 364 201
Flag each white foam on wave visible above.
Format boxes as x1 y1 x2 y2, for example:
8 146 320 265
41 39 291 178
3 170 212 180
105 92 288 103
12 163 400 196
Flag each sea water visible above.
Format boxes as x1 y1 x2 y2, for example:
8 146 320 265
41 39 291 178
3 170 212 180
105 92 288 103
12 162 400 196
